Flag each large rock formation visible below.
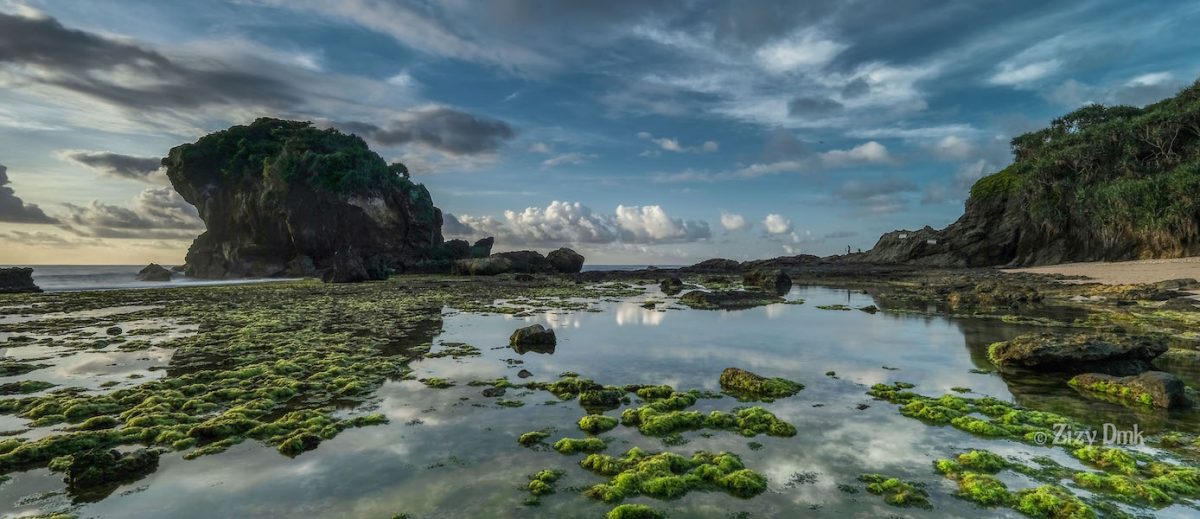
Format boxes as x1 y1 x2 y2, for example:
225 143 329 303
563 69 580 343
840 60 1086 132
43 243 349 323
165 118 479 279
546 247 585 273
0 267 40 293
987 333 1168 375
136 264 172 282
859 82 1200 267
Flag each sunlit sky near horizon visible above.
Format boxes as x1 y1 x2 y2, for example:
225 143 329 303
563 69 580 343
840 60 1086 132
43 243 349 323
1 0 1199 265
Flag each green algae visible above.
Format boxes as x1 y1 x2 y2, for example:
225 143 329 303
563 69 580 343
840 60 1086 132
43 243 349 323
718 367 803 401
518 430 551 447
524 469 565 505
605 504 665 519
0 381 56 395
620 405 795 438
856 473 931 508
420 377 454 389
581 448 766 503
552 437 607 454
579 415 619 434
1014 485 1095 519
815 304 851 311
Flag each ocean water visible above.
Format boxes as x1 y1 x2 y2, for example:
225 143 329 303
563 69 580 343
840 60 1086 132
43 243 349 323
1 265 675 292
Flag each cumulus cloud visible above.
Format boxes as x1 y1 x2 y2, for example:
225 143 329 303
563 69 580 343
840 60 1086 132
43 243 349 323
0 164 56 224
761 214 793 235
615 205 710 243
61 150 165 183
719 212 749 231
833 177 918 215
60 187 203 239
339 107 515 155
754 29 846 74
820 141 891 166
444 201 709 246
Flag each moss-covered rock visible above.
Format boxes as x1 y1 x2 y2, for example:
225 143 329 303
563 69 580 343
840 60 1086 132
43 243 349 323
718 367 803 401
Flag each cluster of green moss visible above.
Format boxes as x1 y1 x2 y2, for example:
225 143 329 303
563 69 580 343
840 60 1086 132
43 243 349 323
581 448 767 503
620 405 794 438
0 380 56 396
856 473 931 508
518 430 551 448
552 437 608 454
1067 376 1156 408
717 367 803 401
579 415 619 434
604 504 665 519
524 469 565 506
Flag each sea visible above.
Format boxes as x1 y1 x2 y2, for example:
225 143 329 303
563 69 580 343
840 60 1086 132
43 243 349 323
1 264 679 292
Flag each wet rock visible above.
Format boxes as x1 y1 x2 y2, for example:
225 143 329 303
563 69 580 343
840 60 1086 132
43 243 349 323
1153 278 1200 291
987 333 1168 375
1069 371 1189 409
679 290 783 310
452 257 513 276
517 369 533 379
0 267 41 293
321 250 372 283
514 273 535 282
742 269 791 293
482 387 507 398
136 263 172 282
659 276 683 295
105 326 123 336
547 247 585 274
858 305 879 314
492 251 555 274
64 448 159 490
682 258 742 273
719 367 804 400
510 324 557 347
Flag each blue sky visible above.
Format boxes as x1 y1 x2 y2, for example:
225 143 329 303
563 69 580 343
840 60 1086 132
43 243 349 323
1 0 1198 265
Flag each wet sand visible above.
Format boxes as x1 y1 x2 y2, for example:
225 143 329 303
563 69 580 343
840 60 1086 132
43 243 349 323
1006 257 1200 288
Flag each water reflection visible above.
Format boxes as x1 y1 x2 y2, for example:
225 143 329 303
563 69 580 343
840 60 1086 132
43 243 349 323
614 303 666 326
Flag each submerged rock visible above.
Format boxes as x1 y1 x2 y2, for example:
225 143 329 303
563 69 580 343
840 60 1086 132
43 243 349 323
742 269 791 293
987 333 1168 375
510 324 557 348
547 247 585 273
678 290 783 310
0 267 41 293
1069 371 1190 409
136 263 172 282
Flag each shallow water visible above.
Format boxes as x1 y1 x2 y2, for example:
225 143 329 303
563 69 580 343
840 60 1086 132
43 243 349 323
1 285 1197 517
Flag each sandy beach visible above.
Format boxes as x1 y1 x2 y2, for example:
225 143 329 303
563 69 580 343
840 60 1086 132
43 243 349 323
1006 257 1200 286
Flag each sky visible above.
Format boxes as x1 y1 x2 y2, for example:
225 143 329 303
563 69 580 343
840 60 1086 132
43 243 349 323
1 1 1198 265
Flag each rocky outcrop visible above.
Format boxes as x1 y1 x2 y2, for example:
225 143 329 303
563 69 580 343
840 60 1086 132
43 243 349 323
165 118 484 281
682 258 742 272
987 333 1168 375
743 269 792 293
510 324 556 354
0 267 40 293
679 290 783 310
659 276 683 295
451 257 513 276
492 251 555 274
136 263 172 282
1069 371 1189 409
857 85 1200 267
547 247 585 273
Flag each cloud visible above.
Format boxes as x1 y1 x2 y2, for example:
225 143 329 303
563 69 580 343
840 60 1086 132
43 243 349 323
339 107 515 155
0 230 99 248
819 141 891 166
528 142 553 154
541 152 595 168
762 213 793 235
833 177 917 215
0 164 56 224
990 59 1061 86
61 150 165 183
639 132 719 154
754 29 846 74
787 96 843 117
60 187 203 239
930 136 975 161
615 205 711 243
445 201 709 246
720 212 749 231
1045 72 1185 107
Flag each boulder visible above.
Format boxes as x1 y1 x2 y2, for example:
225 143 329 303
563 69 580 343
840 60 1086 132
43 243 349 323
987 333 1168 375
719 367 804 400
679 290 783 310
547 247 585 273
742 269 791 293
136 263 172 282
164 118 449 281
1069 371 1189 409
510 324 556 351
470 237 495 258
492 251 555 273
451 257 513 276
0 267 41 293
659 276 683 295
321 250 371 283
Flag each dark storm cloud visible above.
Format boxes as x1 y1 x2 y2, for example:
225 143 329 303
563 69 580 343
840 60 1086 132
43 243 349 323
61 187 203 240
341 108 516 155
0 12 299 110
0 164 56 224
64 151 163 182
787 97 843 117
